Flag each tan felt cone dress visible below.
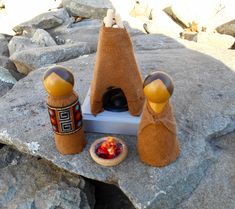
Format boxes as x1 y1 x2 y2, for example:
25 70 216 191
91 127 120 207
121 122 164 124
137 102 180 167
90 25 144 116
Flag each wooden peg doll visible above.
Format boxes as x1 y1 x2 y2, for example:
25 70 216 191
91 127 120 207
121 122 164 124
43 65 86 155
137 71 180 167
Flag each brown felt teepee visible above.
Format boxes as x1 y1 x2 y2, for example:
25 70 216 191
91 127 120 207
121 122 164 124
90 25 144 116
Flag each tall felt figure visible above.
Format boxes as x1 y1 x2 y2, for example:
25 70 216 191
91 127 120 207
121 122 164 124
43 65 86 155
137 71 180 167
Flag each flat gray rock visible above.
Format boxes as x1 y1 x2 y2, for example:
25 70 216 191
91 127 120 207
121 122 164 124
0 36 9 56
0 80 13 97
8 36 41 56
0 55 29 81
0 56 16 71
0 146 95 209
132 34 184 51
10 42 95 74
0 66 16 84
0 36 234 209
49 19 101 50
62 0 113 19
8 29 56 56
177 132 235 209
49 19 144 49
0 34 12 42
0 66 16 97
32 29 57 47
13 8 71 35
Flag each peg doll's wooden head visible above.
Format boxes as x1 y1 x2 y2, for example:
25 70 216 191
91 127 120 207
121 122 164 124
143 71 174 113
43 66 74 97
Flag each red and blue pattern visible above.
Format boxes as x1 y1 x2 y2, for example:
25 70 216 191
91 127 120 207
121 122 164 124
47 99 82 135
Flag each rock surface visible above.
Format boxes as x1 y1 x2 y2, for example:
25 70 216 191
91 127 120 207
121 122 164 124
216 19 235 37
180 32 235 49
162 0 235 32
49 19 100 49
0 56 16 71
0 80 13 97
13 8 71 35
177 132 235 209
8 36 41 55
10 42 95 74
0 66 16 84
0 56 24 81
0 36 9 56
32 29 57 46
0 66 16 97
62 0 112 19
143 10 183 37
0 0 62 35
0 35 234 209
132 34 184 51
8 30 56 56
0 146 95 209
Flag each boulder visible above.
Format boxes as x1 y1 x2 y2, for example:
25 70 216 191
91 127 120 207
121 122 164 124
62 0 113 19
32 29 57 46
163 0 235 32
49 19 100 50
216 19 235 37
0 33 12 42
8 30 56 56
10 42 95 74
163 5 189 29
0 36 9 56
0 66 16 97
0 66 16 84
0 56 23 80
0 146 95 209
230 42 235 50
13 8 71 35
132 34 184 51
0 36 234 208
8 36 41 56
177 132 235 209
180 31 235 49
0 0 63 35
143 9 183 37
49 19 143 47
0 80 13 97
0 56 16 70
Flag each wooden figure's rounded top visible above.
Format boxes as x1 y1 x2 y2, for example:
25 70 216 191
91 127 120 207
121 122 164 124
43 65 74 97
143 71 174 103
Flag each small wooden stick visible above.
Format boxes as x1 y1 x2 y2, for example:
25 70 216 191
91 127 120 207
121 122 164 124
115 13 124 28
104 9 114 27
